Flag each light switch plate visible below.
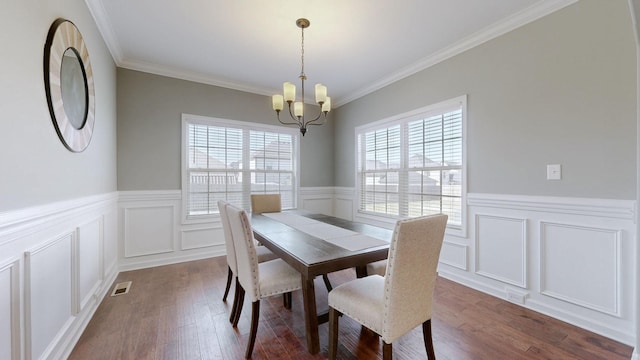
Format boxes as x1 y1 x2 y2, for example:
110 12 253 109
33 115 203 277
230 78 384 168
547 164 561 180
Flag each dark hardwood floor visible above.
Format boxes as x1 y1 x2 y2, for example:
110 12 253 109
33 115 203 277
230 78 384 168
69 257 633 360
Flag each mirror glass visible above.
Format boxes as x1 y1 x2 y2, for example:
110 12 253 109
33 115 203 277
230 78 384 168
60 47 88 130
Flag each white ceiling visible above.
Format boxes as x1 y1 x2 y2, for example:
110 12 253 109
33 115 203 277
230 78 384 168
86 0 576 106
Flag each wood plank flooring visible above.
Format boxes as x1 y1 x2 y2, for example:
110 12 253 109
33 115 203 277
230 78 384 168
69 257 633 359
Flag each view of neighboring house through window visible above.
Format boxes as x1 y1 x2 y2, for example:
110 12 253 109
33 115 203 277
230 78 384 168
356 96 466 231
182 114 298 219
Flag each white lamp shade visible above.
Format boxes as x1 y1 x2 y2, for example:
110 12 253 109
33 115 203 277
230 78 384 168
272 94 284 111
294 102 304 117
315 84 327 103
283 82 296 102
322 97 331 112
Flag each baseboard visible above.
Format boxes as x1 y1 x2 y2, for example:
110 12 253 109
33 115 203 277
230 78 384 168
119 248 225 272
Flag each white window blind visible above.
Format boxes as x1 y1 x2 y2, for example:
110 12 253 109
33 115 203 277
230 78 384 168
357 97 466 229
183 115 298 218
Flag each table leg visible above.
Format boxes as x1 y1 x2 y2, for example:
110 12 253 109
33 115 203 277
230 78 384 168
356 265 368 278
301 275 320 354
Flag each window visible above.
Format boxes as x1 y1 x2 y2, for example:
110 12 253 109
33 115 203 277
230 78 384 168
356 96 466 233
182 114 299 220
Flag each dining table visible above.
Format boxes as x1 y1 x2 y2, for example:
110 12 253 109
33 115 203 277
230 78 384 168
250 210 393 354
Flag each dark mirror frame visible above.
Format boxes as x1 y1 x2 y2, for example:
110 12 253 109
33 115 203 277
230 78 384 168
44 18 95 153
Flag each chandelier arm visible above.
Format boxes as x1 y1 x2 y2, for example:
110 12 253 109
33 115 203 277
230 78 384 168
304 111 327 126
276 103 302 126
276 112 300 126
287 102 303 127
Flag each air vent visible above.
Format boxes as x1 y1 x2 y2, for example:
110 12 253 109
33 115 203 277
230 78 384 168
110 281 132 296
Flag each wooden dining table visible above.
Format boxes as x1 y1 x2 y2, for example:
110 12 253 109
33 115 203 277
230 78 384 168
250 211 392 354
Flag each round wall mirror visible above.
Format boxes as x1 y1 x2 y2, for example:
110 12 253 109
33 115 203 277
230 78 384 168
60 48 88 130
44 19 95 152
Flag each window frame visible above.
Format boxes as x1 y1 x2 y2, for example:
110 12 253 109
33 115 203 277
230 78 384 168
354 96 467 238
181 113 301 224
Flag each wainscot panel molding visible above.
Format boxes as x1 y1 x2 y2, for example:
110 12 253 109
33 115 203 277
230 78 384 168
117 188 339 271
436 193 636 346
332 189 635 346
299 186 335 215
118 190 225 271
475 214 528 288
540 222 621 316
0 192 118 360
334 187 356 221
0 259 20 360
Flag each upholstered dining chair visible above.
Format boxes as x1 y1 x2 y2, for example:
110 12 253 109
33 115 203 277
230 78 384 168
366 259 387 277
250 193 282 214
226 203 303 359
328 214 448 360
217 201 277 323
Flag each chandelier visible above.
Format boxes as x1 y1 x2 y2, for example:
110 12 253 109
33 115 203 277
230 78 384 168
272 18 330 136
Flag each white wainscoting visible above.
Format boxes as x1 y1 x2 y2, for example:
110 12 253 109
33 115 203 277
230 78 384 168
464 193 635 345
116 188 636 347
332 189 636 346
118 190 225 271
475 214 528 288
117 188 337 271
299 187 335 215
540 222 621 317
0 259 19 360
0 192 118 360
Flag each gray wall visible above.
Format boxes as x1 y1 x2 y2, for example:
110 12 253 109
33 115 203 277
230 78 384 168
334 0 637 199
117 69 334 190
0 0 117 212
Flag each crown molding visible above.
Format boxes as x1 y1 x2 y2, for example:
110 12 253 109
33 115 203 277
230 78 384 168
86 0 578 107
117 58 274 96
335 0 579 106
84 0 123 63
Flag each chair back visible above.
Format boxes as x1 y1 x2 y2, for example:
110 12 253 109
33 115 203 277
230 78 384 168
226 203 261 302
251 194 282 214
217 201 237 273
382 214 447 343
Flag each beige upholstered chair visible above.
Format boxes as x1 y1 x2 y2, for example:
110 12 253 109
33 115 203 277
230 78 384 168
366 259 387 277
217 201 277 323
250 193 282 214
328 214 448 360
226 204 302 359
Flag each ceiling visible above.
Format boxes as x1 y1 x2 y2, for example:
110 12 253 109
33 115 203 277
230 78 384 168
86 0 576 107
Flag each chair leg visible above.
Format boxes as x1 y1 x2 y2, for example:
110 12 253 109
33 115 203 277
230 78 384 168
245 301 260 359
233 286 245 327
382 341 392 360
422 319 436 360
328 307 340 360
322 274 333 292
229 277 242 323
223 266 233 302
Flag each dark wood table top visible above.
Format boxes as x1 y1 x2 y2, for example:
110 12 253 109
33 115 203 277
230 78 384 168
250 211 392 278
